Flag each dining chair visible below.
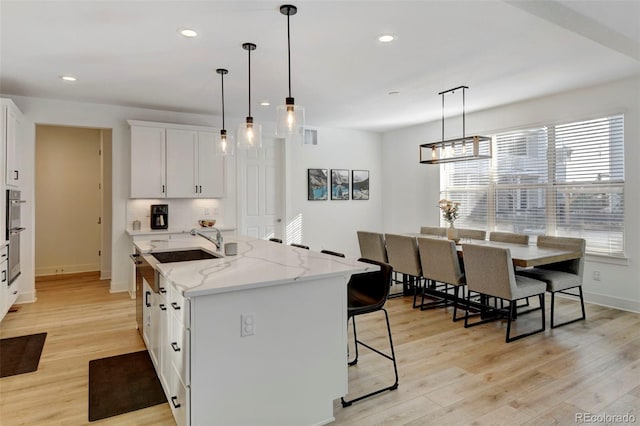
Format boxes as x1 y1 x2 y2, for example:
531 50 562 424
341 258 398 407
517 236 586 328
290 243 309 250
320 249 346 258
489 231 531 307
268 238 283 244
419 226 447 237
356 231 388 263
384 233 423 305
457 228 487 241
462 243 547 342
489 231 529 245
417 237 466 320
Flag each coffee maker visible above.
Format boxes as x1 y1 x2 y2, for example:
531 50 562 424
150 204 168 230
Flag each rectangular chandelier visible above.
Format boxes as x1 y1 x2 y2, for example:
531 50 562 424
420 85 492 164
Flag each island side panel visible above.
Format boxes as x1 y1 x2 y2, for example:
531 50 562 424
189 274 348 426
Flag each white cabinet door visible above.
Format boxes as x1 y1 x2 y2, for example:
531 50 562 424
0 257 8 322
130 125 166 198
166 129 197 198
3 100 21 187
197 131 225 198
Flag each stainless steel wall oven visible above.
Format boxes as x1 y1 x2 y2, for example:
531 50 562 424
6 190 26 284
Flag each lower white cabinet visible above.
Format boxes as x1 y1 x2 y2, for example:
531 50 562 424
1 246 11 322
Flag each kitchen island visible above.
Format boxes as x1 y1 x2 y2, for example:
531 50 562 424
134 235 375 426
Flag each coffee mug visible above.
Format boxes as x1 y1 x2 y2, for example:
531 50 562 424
224 242 237 256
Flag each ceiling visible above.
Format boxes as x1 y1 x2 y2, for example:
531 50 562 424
1 0 639 133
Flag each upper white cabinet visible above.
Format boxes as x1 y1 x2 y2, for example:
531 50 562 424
130 125 166 198
2 98 23 188
129 120 225 199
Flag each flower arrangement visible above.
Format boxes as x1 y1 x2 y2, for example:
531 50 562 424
439 199 460 225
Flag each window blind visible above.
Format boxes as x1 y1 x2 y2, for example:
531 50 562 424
440 114 625 257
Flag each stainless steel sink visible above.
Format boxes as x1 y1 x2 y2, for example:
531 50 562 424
151 249 220 263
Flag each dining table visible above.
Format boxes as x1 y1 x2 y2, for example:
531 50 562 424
404 233 583 268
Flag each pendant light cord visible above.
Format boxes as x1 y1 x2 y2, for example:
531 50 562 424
287 12 292 98
248 48 252 117
221 72 226 129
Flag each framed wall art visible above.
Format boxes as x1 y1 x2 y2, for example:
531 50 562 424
351 170 369 200
331 169 349 200
307 169 328 200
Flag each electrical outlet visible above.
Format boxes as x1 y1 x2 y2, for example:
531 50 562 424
241 313 255 337
593 271 601 281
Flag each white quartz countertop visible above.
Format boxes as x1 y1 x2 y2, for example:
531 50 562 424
127 226 235 236
134 235 376 297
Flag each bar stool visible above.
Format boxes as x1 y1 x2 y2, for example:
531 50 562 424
290 243 309 250
320 249 345 258
341 258 398 407
269 238 283 244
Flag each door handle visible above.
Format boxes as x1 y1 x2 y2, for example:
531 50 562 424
171 342 181 352
145 291 151 307
129 254 142 265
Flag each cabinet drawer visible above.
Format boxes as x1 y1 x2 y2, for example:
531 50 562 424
167 365 189 426
169 316 190 386
168 284 189 327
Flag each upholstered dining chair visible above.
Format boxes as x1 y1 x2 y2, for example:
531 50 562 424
457 228 487 241
489 231 531 307
384 233 423 305
462 244 547 342
341 258 398 407
356 231 388 263
489 231 529 245
419 226 447 237
517 236 586 328
417 237 466 320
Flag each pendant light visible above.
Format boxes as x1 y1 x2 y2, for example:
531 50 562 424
215 68 234 155
237 42 262 150
276 4 305 140
419 85 492 164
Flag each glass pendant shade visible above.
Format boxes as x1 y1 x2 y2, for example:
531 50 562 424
237 116 262 150
216 129 235 155
276 97 305 140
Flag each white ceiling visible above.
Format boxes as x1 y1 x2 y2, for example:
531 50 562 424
1 0 639 133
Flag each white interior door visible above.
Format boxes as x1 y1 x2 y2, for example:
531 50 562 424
238 138 285 240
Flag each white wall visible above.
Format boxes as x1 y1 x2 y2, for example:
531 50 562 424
285 126 384 257
382 74 640 312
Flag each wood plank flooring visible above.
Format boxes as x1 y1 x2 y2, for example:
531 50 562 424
1 274 639 425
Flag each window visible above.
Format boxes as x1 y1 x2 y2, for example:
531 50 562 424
440 114 625 257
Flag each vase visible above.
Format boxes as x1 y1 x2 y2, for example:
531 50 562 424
447 223 460 243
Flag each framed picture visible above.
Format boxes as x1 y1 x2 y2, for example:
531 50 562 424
352 170 369 200
331 169 349 200
307 169 328 200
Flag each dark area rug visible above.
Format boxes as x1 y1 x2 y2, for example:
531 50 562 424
88 350 166 422
0 332 47 378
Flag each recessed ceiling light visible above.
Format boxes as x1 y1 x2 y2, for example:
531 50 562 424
260 101 271 107
378 34 395 43
388 91 400 95
60 75 77 82
179 28 198 38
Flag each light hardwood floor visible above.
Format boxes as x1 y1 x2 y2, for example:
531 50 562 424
1 273 639 425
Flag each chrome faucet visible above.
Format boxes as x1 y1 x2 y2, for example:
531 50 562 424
190 227 223 251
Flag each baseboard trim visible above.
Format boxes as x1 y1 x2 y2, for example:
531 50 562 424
15 291 37 304
109 280 129 294
583 290 640 314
